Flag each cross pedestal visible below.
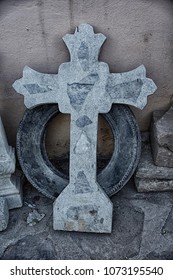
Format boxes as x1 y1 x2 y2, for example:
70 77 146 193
0 117 23 210
13 24 156 233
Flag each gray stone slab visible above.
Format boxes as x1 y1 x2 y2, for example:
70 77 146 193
136 144 173 180
0 175 23 209
151 138 173 167
0 117 15 176
70 203 144 259
13 24 157 233
145 250 173 260
129 195 173 260
2 234 57 260
135 177 173 192
0 197 9 231
155 105 173 151
135 143 173 192
152 110 165 121
162 206 173 234
151 108 173 167
0 117 23 209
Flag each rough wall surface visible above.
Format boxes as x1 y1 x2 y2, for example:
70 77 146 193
0 0 173 156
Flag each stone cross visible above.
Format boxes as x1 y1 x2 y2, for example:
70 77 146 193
13 24 156 233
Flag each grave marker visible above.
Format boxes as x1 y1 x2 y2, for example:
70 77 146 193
13 24 156 233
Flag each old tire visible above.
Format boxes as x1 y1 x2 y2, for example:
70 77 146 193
17 104 141 199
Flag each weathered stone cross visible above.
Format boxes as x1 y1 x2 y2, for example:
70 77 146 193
13 24 156 233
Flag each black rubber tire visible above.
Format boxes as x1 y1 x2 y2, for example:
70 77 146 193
17 104 141 199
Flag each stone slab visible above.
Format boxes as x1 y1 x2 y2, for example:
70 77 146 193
151 108 173 167
151 138 173 168
135 143 173 192
135 177 173 192
162 206 173 234
155 105 173 151
0 117 15 176
135 144 173 180
2 234 58 260
152 110 165 122
0 116 23 209
0 197 9 231
0 176 23 209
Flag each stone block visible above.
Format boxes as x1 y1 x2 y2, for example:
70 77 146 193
155 105 173 151
135 177 173 192
0 117 23 209
151 107 173 167
151 139 173 168
0 197 9 231
0 175 23 209
135 143 173 192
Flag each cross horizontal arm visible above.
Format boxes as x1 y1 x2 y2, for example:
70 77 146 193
106 65 157 109
12 66 60 109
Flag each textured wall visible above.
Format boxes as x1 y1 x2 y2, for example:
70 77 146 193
0 0 173 157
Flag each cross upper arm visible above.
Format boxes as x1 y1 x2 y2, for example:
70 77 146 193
12 66 60 109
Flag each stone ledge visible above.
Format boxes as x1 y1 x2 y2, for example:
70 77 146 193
155 106 173 151
135 143 173 192
135 177 173 192
0 175 23 209
150 107 173 168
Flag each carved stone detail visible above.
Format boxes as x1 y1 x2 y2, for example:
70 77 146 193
0 117 23 214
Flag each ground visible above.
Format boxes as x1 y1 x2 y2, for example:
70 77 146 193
0 178 173 260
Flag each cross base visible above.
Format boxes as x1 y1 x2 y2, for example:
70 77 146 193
0 175 23 209
53 183 113 233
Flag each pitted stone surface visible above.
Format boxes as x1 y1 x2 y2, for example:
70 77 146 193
70 203 144 259
0 117 15 176
135 143 173 192
13 24 156 233
151 107 173 167
0 197 9 231
162 206 173 234
0 117 23 209
2 234 57 260
136 144 173 180
155 105 173 151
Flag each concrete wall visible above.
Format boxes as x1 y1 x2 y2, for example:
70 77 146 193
0 0 173 158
